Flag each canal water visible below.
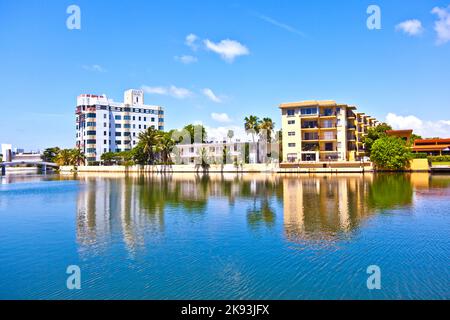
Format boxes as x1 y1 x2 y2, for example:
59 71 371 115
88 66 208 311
0 173 448 299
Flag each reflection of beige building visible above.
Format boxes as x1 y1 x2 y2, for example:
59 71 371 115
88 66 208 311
282 175 375 242
280 100 379 163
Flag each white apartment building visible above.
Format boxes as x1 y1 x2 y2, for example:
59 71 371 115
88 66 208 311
76 89 164 162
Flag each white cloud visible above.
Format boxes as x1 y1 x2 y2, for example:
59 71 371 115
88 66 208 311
141 86 168 95
395 19 424 36
141 85 193 99
431 5 450 44
169 85 193 99
204 39 250 63
211 112 231 123
202 88 222 103
256 13 306 37
82 64 106 72
386 113 450 138
175 55 198 64
185 33 199 50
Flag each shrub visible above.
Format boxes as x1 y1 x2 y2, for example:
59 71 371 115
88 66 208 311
428 155 450 162
370 136 412 170
412 152 428 159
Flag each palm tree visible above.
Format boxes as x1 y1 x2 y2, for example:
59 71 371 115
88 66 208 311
138 127 159 164
227 130 234 143
259 117 275 142
55 149 73 166
244 115 261 142
157 131 177 164
70 148 86 166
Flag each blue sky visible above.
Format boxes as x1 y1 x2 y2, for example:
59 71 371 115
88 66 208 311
1 0 450 150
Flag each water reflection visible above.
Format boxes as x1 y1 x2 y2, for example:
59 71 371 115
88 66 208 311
73 173 449 253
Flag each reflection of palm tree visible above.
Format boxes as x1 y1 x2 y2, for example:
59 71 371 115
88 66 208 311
246 190 276 228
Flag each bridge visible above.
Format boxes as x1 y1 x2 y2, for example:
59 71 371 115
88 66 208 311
0 161 59 176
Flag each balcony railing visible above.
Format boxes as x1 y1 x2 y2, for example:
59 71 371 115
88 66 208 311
320 111 337 117
303 135 319 141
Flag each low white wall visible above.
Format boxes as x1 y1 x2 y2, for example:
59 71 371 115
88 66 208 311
60 163 280 174
60 163 375 174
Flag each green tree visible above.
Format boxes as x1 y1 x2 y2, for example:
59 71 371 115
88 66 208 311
100 152 116 165
244 115 261 142
138 127 160 164
157 130 177 164
370 136 412 170
362 123 392 156
42 147 60 163
183 124 207 143
411 133 422 144
259 117 275 142
71 148 86 166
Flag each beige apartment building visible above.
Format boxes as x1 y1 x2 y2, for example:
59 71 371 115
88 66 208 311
280 100 379 163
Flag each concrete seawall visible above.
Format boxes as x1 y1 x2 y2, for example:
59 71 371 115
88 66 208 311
60 163 374 174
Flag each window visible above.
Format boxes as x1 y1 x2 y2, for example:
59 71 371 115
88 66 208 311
104 123 107 127
124 132 130 136
86 122 96 127
287 153 297 163
300 108 318 115
104 131 107 136
151 117 155 122
144 125 147 129
86 148 96 153
124 124 131 129
115 132 122 137
159 118 164 122
158 126 164 130
86 113 96 118
103 140 107 144
86 130 96 135
138 116 141 121
287 109 295 116
115 115 121 120
288 132 295 136
115 124 121 128
288 143 296 147
288 120 295 125
144 117 146 121
86 139 96 144
138 125 141 129
133 116 136 121
124 115 131 120
115 140 122 145
133 132 136 137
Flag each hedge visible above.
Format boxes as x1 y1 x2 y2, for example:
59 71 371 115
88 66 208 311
428 155 450 162
412 153 428 159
